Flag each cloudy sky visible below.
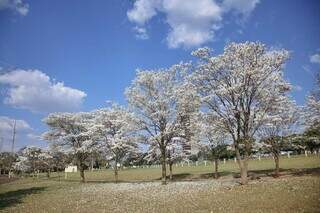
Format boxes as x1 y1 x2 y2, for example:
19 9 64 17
0 0 319 151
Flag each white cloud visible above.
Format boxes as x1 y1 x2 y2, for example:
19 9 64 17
0 116 45 152
0 116 31 132
293 85 303 92
302 65 310 72
0 69 87 113
127 0 160 25
163 0 222 48
0 0 29 16
222 0 259 16
127 0 259 48
310 53 320 64
133 26 149 40
27 133 40 140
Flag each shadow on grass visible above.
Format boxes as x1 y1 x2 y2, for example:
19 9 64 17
158 171 234 181
45 167 320 183
156 173 198 181
290 167 320 176
0 187 47 209
238 167 320 179
165 173 191 181
199 171 233 179
0 176 19 185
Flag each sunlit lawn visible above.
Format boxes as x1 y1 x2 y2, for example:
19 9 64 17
48 154 320 182
0 155 319 212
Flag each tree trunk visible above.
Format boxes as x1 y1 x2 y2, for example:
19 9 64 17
47 169 50 178
32 159 36 179
91 154 94 171
240 162 248 184
214 158 219 179
79 165 85 183
169 161 173 180
274 153 280 177
235 147 248 185
160 148 167 185
114 161 119 183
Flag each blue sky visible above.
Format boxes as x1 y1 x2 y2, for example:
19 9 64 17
0 0 319 151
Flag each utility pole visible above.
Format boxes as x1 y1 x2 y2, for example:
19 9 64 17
8 120 16 178
0 129 3 153
11 120 16 154
0 136 2 175
0 136 3 153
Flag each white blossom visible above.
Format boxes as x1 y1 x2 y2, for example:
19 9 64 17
93 104 140 169
191 42 292 184
125 63 200 184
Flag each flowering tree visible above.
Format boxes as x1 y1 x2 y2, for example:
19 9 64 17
166 142 185 180
14 146 44 177
93 104 140 182
306 96 320 126
175 73 201 152
42 112 98 182
258 98 299 177
191 42 291 184
39 150 54 178
171 67 201 179
126 64 194 184
0 152 17 175
145 140 184 180
300 71 320 153
305 72 320 126
200 115 229 179
14 155 30 174
50 148 71 180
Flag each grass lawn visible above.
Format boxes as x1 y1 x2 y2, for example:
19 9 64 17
0 155 319 212
54 154 320 182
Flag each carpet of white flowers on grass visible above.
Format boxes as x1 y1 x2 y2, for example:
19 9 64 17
77 179 237 194
66 180 238 212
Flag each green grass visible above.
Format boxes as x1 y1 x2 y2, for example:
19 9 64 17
49 154 320 182
0 155 319 212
